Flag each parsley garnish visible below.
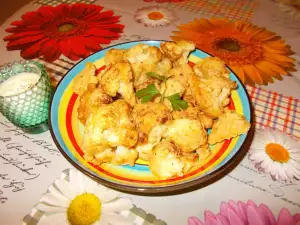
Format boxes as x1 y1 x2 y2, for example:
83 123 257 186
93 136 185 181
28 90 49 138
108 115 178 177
135 72 188 111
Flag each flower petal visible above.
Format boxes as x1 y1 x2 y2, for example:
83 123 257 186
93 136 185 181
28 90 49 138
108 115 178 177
258 204 277 225
69 36 89 58
241 64 264 85
40 193 69 208
36 203 66 213
6 34 45 49
39 213 67 225
101 212 132 225
188 216 204 225
68 169 85 196
20 38 49 59
246 205 266 225
102 198 133 213
80 172 98 193
277 208 294 225
226 206 244 225
55 179 76 200
93 185 119 203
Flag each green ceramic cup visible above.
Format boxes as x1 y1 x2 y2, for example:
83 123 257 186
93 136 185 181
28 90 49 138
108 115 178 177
0 61 53 134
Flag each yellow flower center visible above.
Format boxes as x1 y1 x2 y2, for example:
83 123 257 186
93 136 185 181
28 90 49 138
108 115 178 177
265 143 290 163
216 38 241 52
67 193 101 225
148 12 164 20
58 23 76 32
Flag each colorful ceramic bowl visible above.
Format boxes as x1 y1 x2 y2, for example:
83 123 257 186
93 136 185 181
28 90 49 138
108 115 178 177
49 40 252 194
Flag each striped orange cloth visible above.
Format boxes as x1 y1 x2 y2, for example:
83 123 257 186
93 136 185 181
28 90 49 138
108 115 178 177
246 85 300 138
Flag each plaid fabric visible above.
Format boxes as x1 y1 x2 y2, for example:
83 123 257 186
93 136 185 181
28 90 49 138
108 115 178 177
23 169 167 225
246 85 300 139
166 0 258 22
33 0 95 6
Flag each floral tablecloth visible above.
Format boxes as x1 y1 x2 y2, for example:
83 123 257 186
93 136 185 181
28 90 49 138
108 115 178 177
0 0 300 225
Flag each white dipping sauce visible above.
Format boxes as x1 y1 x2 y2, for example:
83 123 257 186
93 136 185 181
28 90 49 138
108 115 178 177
0 72 40 97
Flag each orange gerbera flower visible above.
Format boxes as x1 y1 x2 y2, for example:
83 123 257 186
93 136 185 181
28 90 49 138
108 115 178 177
171 18 296 85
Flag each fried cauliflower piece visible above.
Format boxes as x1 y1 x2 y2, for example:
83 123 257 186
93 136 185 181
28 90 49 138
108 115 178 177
112 146 138 166
172 107 213 129
125 43 163 64
194 57 230 78
82 100 138 161
132 102 171 161
72 62 98 96
149 140 197 179
208 110 251 145
93 146 138 167
160 40 195 66
132 103 172 144
189 74 237 118
167 64 194 88
104 49 126 65
196 144 211 160
163 119 207 152
77 83 113 125
100 61 136 106
134 57 172 91
159 78 185 111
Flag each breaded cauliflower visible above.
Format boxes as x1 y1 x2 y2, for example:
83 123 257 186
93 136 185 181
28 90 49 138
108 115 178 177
163 119 207 152
160 40 195 66
72 62 98 96
77 83 113 125
82 100 138 161
104 48 126 65
208 110 251 144
149 140 197 179
189 74 237 118
172 107 213 129
193 57 230 78
100 61 136 106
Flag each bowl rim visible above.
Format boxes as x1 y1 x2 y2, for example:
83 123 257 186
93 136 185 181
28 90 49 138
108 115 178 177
48 40 253 195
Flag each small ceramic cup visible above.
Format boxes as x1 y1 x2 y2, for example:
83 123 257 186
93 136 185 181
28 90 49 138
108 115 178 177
0 60 53 133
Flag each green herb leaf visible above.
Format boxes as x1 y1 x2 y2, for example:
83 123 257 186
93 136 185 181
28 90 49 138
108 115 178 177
146 72 167 81
166 93 188 111
136 83 160 103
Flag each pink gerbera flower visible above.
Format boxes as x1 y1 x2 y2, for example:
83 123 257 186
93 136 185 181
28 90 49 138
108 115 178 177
188 200 300 225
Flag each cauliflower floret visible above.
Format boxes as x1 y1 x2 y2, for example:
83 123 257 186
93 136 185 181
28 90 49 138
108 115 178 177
125 43 163 64
193 57 230 78
189 74 237 118
172 107 213 129
104 48 126 65
112 146 138 166
208 110 251 145
72 62 98 96
160 40 195 66
163 119 207 152
132 102 172 144
149 140 197 179
82 100 138 161
77 83 113 125
100 61 136 106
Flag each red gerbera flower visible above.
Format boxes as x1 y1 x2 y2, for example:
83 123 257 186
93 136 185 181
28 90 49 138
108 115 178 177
4 4 124 62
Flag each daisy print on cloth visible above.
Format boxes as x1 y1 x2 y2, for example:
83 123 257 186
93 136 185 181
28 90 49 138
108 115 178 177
3 4 124 62
248 128 300 184
171 18 296 85
188 200 300 225
33 169 133 225
134 6 177 27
